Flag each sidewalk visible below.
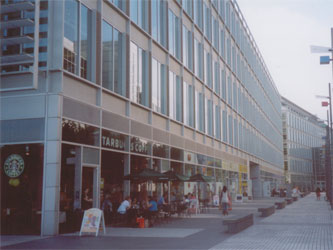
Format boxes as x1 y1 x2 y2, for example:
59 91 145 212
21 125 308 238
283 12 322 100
1 193 332 249
210 193 333 250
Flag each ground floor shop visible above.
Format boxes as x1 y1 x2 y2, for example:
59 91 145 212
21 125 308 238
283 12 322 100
1 117 282 236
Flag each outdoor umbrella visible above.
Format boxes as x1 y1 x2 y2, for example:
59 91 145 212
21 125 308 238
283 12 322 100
123 168 169 182
189 173 214 183
164 170 190 182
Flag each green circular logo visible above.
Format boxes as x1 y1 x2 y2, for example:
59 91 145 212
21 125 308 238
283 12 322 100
4 154 25 178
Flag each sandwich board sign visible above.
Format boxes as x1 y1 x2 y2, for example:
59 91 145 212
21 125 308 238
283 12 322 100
79 208 106 236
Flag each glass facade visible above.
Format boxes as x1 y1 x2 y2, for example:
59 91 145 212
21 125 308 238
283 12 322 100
130 42 149 107
1 0 287 235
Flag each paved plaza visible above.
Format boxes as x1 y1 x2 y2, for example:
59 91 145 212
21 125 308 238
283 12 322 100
1 193 332 250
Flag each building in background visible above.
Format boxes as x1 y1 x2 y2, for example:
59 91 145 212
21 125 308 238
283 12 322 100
1 0 283 235
312 147 326 191
281 97 326 191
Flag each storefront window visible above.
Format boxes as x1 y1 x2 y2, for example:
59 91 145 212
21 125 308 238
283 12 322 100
1 144 44 235
185 164 196 176
62 119 100 146
101 129 128 151
130 137 151 155
197 154 207 165
101 150 125 220
170 147 183 161
153 143 169 158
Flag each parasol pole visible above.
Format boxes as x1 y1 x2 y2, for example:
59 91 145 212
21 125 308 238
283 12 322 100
196 182 199 214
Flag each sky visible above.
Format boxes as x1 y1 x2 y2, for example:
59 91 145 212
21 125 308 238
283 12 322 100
236 0 333 122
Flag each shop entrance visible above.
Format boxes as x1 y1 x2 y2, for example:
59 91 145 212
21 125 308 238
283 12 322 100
81 166 98 210
59 144 99 233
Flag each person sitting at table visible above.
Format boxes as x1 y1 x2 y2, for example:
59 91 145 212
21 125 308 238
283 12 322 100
143 196 158 226
157 193 168 211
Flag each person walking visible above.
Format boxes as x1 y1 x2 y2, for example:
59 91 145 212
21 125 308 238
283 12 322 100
220 186 230 216
315 187 321 201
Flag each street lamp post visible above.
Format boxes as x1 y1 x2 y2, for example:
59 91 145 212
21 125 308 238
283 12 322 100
311 28 333 209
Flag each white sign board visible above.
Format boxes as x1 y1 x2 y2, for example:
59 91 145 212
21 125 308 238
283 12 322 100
79 208 106 237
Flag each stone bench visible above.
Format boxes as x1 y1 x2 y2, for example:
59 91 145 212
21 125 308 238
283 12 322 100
285 198 293 205
258 206 275 217
275 201 286 209
292 196 298 201
223 213 254 233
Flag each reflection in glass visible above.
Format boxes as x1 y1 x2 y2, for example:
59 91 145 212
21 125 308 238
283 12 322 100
62 119 100 146
170 147 183 161
153 143 169 158
130 137 151 155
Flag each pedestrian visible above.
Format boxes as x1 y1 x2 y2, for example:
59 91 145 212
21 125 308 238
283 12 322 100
220 186 230 216
315 187 321 201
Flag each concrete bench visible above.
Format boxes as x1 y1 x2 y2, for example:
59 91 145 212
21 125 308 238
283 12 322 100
292 196 298 201
275 201 286 209
285 198 293 205
223 213 254 233
258 206 275 217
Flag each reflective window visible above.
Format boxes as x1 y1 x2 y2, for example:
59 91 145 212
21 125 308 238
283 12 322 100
197 154 207 165
62 119 100 146
151 0 167 47
169 71 183 122
195 91 205 132
227 38 231 66
80 5 92 80
204 50 212 88
153 143 169 158
203 3 211 41
152 58 167 115
182 25 193 71
227 76 232 106
130 42 149 107
101 129 128 151
205 98 213 136
228 115 233 145
222 110 227 142
215 105 221 140
221 69 226 101
184 81 194 128
170 147 183 161
130 0 148 32
193 0 203 30
212 16 219 50
234 119 238 148
64 0 78 74
233 82 238 111
168 10 181 60
214 61 220 95
183 0 193 18
194 39 204 80
220 29 225 59
108 0 126 13
130 137 151 155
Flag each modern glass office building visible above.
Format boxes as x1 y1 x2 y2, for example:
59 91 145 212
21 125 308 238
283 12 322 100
1 0 283 235
281 97 326 191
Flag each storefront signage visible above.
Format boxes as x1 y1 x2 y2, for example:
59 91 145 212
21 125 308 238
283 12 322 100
222 162 238 172
101 130 127 151
239 165 248 173
184 151 197 164
130 137 149 155
79 208 105 237
4 154 25 178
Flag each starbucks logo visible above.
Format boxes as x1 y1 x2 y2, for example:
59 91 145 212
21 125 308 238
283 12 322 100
4 154 25 178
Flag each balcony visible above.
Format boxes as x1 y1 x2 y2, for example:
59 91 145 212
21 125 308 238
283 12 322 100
0 18 34 29
0 1 34 15
1 35 34 46
1 53 34 66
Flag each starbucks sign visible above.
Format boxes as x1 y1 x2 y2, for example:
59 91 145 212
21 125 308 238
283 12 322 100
4 154 25 178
